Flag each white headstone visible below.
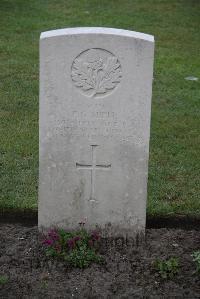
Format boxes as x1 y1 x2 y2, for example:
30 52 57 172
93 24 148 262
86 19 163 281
39 27 154 239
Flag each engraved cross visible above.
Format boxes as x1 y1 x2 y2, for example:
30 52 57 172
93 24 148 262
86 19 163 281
76 145 111 202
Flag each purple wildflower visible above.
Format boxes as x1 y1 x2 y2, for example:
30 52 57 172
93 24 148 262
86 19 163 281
88 239 94 247
54 244 61 253
74 236 81 242
48 229 59 241
78 217 87 227
67 238 75 249
43 239 54 246
91 231 100 241
67 236 81 249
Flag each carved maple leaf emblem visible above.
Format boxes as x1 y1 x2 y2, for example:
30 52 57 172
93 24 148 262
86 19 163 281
71 56 122 97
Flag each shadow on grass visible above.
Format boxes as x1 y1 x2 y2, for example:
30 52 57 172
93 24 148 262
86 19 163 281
0 209 200 230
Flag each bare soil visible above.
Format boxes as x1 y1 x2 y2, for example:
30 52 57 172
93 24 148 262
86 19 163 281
0 223 200 298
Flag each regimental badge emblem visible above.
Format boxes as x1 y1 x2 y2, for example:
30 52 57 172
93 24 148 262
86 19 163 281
71 48 122 98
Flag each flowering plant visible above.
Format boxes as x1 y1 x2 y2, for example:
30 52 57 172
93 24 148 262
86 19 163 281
42 226 102 268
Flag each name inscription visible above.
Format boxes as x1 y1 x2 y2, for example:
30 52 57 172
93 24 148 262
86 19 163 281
52 108 138 142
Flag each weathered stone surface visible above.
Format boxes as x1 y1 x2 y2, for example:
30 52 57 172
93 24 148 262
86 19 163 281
39 27 154 238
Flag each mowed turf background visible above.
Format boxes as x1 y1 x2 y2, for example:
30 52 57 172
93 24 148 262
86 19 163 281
0 0 199 215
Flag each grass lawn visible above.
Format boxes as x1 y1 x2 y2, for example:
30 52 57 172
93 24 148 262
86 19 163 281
0 0 199 216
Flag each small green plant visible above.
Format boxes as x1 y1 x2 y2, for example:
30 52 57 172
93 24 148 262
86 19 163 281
154 257 179 279
0 275 9 285
41 280 48 289
42 224 103 268
192 250 200 274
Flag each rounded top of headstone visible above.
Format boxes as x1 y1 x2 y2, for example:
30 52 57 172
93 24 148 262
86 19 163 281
40 27 154 43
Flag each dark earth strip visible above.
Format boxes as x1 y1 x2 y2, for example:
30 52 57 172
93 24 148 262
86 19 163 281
0 210 200 230
0 224 200 298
